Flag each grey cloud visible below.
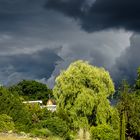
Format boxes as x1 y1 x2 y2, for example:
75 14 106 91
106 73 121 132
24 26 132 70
111 33 140 86
0 48 62 85
0 0 134 88
0 0 46 32
45 0 140 32
46 30 131 88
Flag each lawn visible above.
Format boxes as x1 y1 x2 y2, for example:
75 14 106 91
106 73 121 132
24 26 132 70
0 133 37 140
0 133 63 140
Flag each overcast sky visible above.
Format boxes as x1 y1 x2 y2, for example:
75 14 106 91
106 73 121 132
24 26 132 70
0 0 140 87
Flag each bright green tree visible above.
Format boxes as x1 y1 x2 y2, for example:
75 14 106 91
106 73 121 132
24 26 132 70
53 60 119 139
90 124 117 140
0 114 15 132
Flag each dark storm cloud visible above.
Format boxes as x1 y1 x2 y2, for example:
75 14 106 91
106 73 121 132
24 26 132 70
46 31 131 88
45 0 140 32
0 0 134 87
0 48 62 85
0 0 23 31
0 0 45 32
111 33 140 86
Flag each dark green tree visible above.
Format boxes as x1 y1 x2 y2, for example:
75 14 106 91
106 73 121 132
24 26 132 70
135 67 140 91
132 67 140 139
40 117 69 138
121 112 126 140
9 80 53 104
117 79 140 140
117 80 128 140
0 87 32 132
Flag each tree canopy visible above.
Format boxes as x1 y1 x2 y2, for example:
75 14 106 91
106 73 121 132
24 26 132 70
117 78 140 140
0 87 31 131
9 80 53 103
53 60 119 139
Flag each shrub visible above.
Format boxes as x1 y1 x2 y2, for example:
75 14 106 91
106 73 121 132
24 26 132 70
90 124 118 140
40 117 69 138
0 114 15 132
31 128 52 137
0 87 32 132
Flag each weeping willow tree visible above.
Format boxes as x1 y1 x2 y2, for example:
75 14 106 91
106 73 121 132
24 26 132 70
53 60 120 139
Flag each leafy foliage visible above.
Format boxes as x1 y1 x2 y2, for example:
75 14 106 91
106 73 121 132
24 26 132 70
53 60 119 138
120 112 126 140
135 67 140 91
90 124 117 140
1 61 140 140
26 103 53 128
40 117 69 138
0 87 31 131
0 114 15 132
31 128 52 137
117 80 140 139
9 80 53 103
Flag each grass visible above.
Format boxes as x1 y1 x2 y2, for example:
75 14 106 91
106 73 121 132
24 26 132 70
0 133 42 140
0 134 29 140
0 133 63 140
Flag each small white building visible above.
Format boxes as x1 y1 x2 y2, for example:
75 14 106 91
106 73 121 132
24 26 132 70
23 100 43 104
23 99 56 112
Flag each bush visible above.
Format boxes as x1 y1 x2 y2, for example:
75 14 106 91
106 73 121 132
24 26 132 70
90 124 118 140
0 87 32 132
31 128 52 137
40 117 69 138
0 114 15 132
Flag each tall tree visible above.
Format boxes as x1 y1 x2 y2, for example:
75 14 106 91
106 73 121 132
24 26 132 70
120 111 126 140
117 80 128 140
117 79 140 140
135 67 140 94
132 67 140 139
53 60 119 139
